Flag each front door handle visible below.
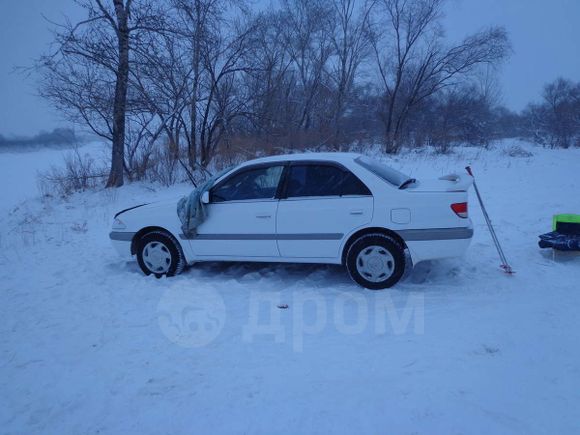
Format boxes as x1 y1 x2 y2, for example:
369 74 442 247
350 209 364 215
256 213 272 219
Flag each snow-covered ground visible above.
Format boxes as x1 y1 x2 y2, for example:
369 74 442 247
1 141 579 434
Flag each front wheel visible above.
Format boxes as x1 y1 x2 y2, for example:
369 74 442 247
346 234 405 290
136 231 186 278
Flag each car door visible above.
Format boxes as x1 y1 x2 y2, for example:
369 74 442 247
276 162 373 258
190 164 284 257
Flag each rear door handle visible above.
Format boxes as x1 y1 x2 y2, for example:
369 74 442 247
256 213 272 218
350 209 364 215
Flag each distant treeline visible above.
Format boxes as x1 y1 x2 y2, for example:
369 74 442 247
0 128 77 150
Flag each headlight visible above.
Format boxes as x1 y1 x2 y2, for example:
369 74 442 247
112 218 127 230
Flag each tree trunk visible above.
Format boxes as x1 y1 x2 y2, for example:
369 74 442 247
106 0 130 188
384 89 399 154
384 134 399 154
187 0 203 171
384 111 398 154
188 62 199 170
332 85 345 149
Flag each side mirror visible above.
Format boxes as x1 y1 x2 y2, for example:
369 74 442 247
201 190 210 204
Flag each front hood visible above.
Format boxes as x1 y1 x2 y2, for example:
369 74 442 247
113 196 185 235
115 197 181 218
114 203 149 218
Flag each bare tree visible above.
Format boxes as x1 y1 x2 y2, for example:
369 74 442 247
281 0 335 132
172 0 220 169
524 78 580 148
130 22 191 159
37 0 164 187
369 0 510 153
242 11 295 137
168 0 253 168
415 85 495 152
197 20 257 166
327 0 372 147
104 0 131 186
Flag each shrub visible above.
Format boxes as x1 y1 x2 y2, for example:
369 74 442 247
37 148 107 197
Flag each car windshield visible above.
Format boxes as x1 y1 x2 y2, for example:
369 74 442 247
355 156 413 188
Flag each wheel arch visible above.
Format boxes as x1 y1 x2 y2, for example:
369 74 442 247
131 226 181 256
341 227 407 266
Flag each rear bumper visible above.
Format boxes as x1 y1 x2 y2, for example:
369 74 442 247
398 226 473 242
401 223 473 264
109 231 135 261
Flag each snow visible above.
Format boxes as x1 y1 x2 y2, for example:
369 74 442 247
1 141 579 434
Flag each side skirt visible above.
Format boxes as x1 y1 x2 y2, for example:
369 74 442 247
187 255 343 265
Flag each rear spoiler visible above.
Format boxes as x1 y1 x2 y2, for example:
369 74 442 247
438 173 474 192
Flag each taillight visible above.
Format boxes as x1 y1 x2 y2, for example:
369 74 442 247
451 202 468 218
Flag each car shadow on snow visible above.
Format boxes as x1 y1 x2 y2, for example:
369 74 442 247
104 256 469 291
179 258 468 291
184 261 353 288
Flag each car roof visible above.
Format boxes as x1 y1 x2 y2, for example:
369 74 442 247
239 152 363 167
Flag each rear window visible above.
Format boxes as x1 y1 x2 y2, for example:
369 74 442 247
355 156 410 188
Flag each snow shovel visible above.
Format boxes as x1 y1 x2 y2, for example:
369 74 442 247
465 166 514 274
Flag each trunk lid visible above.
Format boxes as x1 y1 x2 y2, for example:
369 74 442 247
407 173 473 192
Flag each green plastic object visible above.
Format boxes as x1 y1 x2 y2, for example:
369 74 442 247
552 214 580 231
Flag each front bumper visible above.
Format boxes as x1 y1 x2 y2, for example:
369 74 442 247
109 231 136 260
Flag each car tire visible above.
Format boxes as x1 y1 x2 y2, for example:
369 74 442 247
136 230 186 278
346 233 405 290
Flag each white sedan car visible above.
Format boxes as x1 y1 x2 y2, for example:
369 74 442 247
110 153 473 289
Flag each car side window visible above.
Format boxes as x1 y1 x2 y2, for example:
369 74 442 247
212 165 284 202
285 164 371 198
286 165 342 197
341 171 372 196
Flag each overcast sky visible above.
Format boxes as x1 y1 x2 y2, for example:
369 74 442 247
0 0 579 136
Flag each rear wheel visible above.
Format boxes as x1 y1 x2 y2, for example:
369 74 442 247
136 231 186 278
346 233 405 290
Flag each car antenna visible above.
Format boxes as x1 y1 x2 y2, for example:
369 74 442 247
466 166 514 274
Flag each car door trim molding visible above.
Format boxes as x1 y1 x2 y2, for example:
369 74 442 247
398 227 473 241
180 233 344 241
116 228 471 242
180 227 472 241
